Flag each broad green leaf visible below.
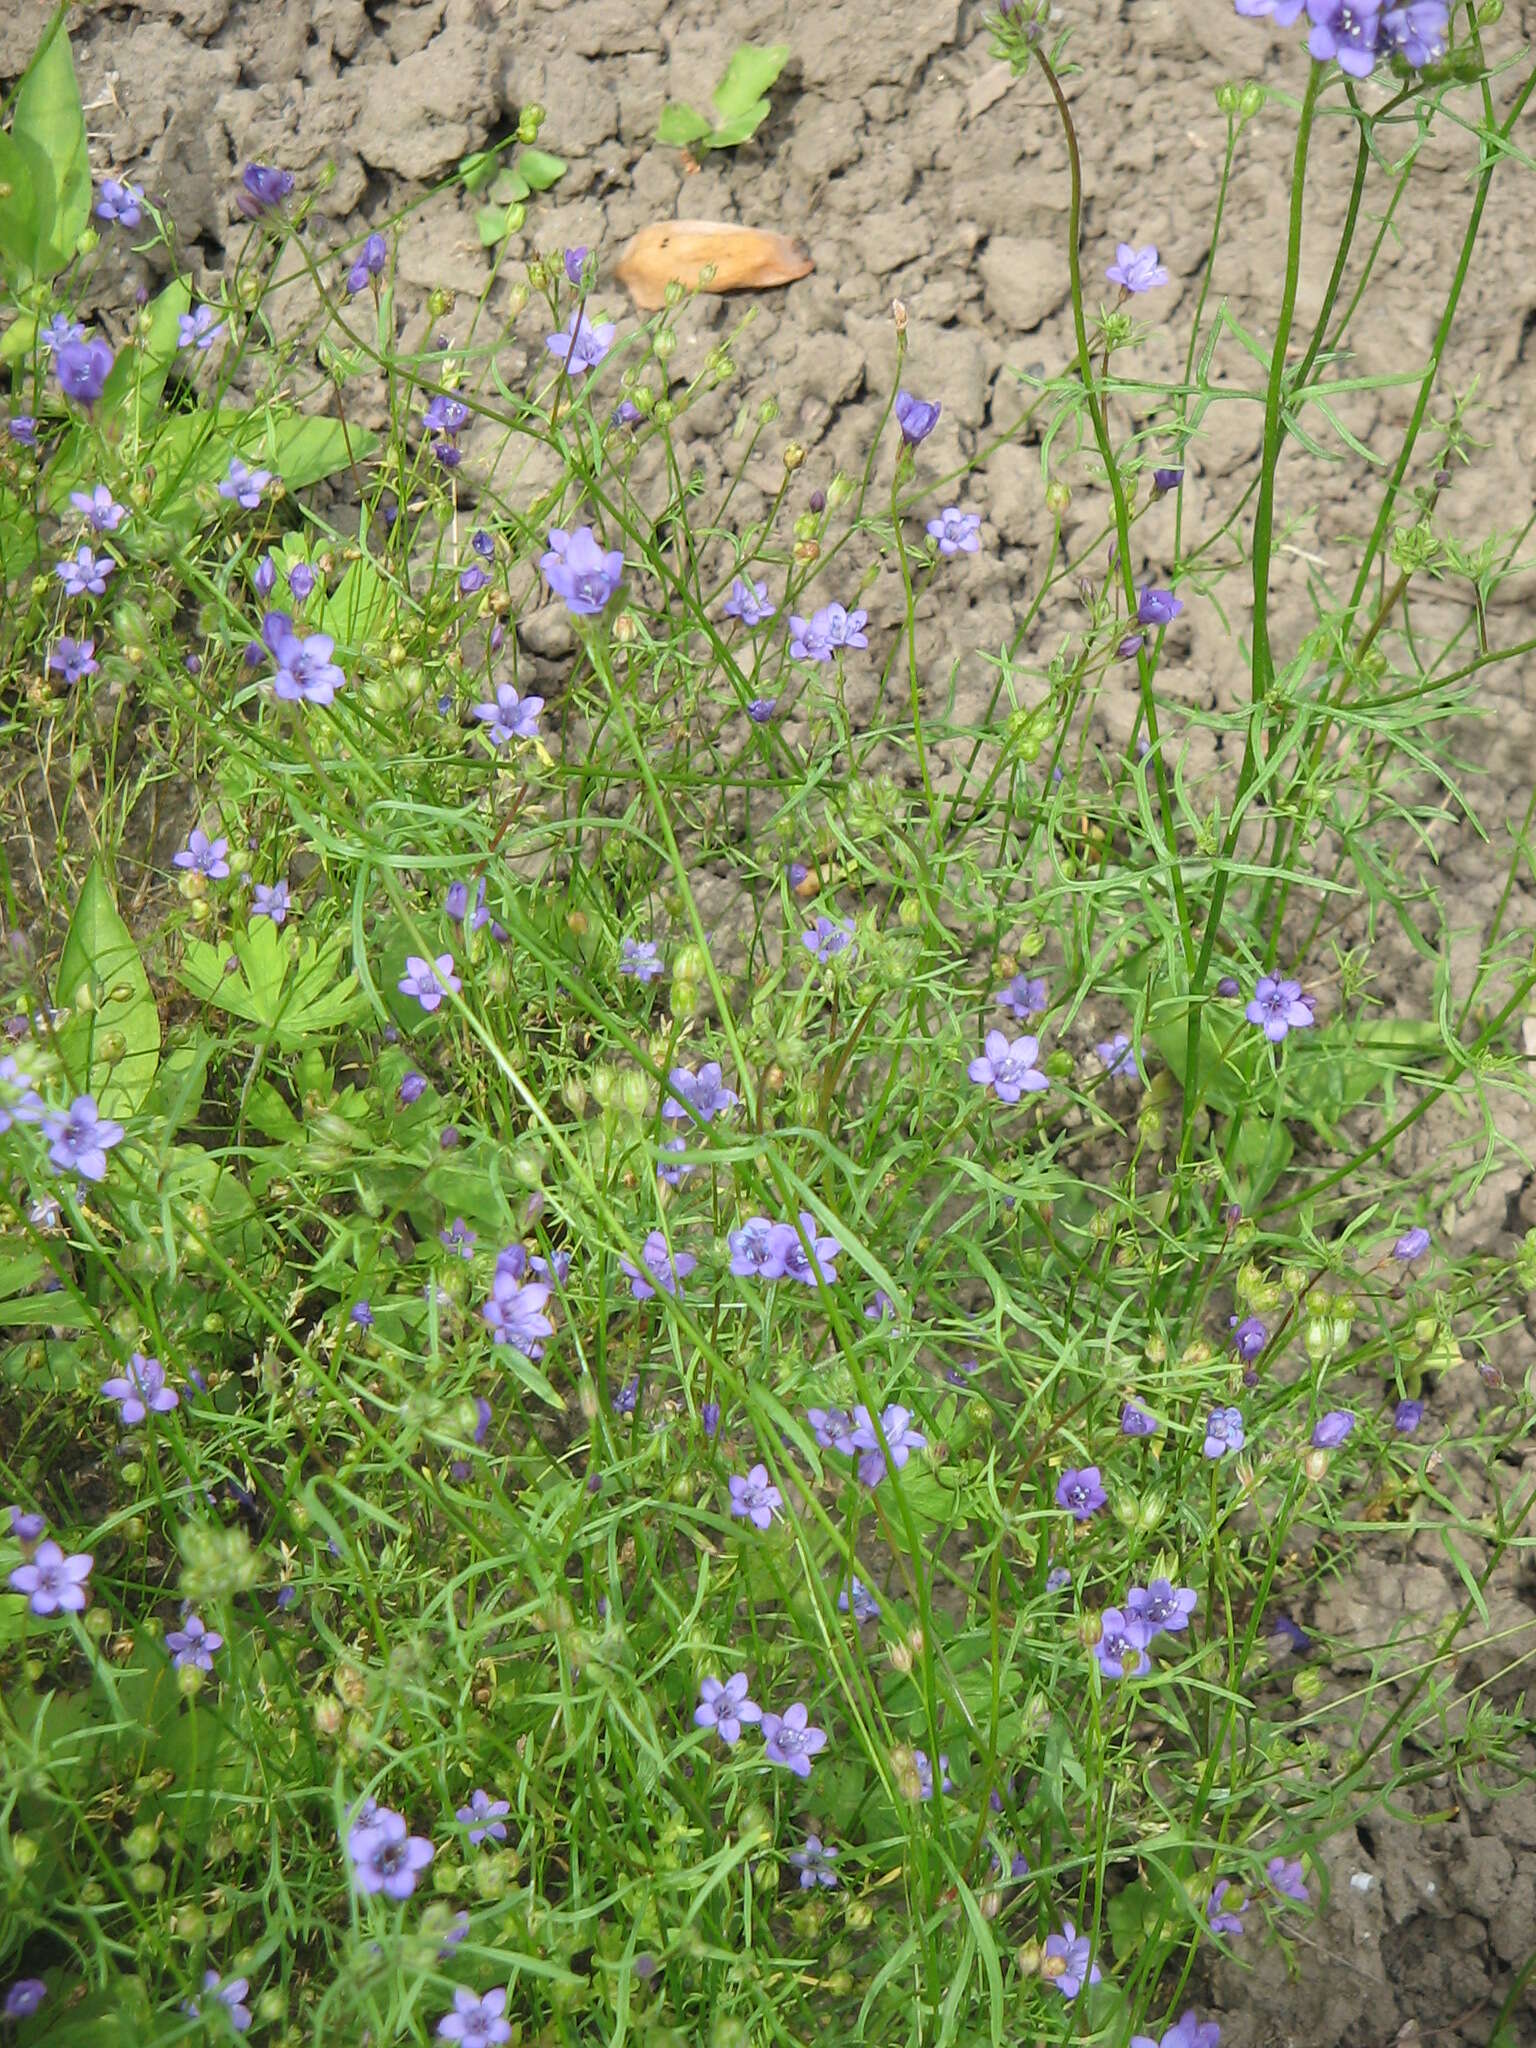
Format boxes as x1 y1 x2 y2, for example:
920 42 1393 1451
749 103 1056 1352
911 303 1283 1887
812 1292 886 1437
457 149 498 194
1225 1112 1293 1204
12 13 92 276
321 548 394 646
492 166 531 203
53 862 161 1116
706 103 773 150
149 408 373 505
179 920 368 1047
476 203 512 248
517 147 567 191
711 43 789 125
0 133 39 283
98 274 191 432
656 102 714 148
0 307 38 365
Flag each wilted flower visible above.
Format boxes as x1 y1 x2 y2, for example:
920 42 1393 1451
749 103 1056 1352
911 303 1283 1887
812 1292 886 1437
760 1701 826 1777
346 232 388 293
694 1671 762 1745
1392 1227 1431 1262
1230 1316 1267 1363
911 1748 952 1800
241 163 295 212
1393 1398 1425 1434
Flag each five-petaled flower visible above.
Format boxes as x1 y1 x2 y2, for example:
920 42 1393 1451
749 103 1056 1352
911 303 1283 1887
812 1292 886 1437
1106 242 1169 292
694 1671 762 1745
41 1095 124 1182
621 1229 696 1301
398 954 461 1013
1055 1466 1107 1522
760 1701 826 1777
1246 976 1315 1043
101 1353 178 1425
8 1540 93 1617
544 310 616 373
346 1805 434 1898
968 1030 1049 1103
1043 1919 1102 1999
728 1463 782 1531
927 507 982 556
437 1988 511 2047
167 1612 224 1671
456 1788 511 1845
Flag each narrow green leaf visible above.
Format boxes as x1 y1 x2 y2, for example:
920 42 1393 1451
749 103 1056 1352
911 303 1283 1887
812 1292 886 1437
53 863 161 1117
710 43 789 125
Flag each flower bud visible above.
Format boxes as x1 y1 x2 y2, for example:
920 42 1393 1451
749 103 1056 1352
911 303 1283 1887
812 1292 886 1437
314 1695 343 1736
1044 478 1071 515
125 1824 160 1863
131 1862 166 1895
891 297 908 335
9 1834 39 1872
783 442 806 472
620 1069 650 1118
1239 80 1265 117
1016 1940 1043 1977
1303 1447 1330 1482
1215 81 1241 113
673 943 709 983
85 1605 112 1640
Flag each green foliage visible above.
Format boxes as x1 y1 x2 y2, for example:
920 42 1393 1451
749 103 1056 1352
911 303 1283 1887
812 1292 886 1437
53 863 161 1116
2 11 92 286
459 136 567 249
657 43 790 154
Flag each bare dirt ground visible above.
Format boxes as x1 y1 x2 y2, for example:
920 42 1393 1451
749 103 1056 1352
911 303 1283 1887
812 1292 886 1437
7 0 1536 2040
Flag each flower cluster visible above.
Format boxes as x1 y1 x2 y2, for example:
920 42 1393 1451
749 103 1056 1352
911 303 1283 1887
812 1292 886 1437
694 1672 828 1778
1233 0 1449 77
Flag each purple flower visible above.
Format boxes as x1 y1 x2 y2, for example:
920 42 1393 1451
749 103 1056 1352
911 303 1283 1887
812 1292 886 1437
459 564 490 596
7 1509 46 1543
729 1217 788 1280
621 1229 696 1301
1095 1606 1152 1679
1311 1409 1355 1449
1135 2014 1222 2048
802 915 855 963
219 457 271 508
1095 1032 1143 1081
41 1094 124 1181
480 1273 554 1354
996 973 1047 1021
545 310 616 373
1043 1919 1102 1999
1203 1405 1245 1458
724 576 776 625
445 880 499 936
656 1137 696 1187
424 396 470 436
399 1071 428 1106
968 1029 1048 1104
694 1671 763 1745
701 1399 721 1438
350 1302 375 1329
1207 1879 1247 1939
619 938 664 982
346 233 389 293
894 390 941 446
746 696 778 723
663 1061 737 1124
611 1374 639 1415
838 1576 880 1621
190 1972 251 2035
70 484 127 532
440 1217 477 1261
55 338 115 406
1127 1578 1198 1636
540 525 623 616
1307 0 1383 75
851 1403 926 1487
564 245 589 287
398 954 460 1013
1266 1854 1310 1903
48 637 98 685
807 1406 859 1454
789 1832 839 1888
864 1290 899 1326
241 163 294 213
8 1540 93 1616
927 506 982 556
911 1748 952 1800
347 1806 434 1897
1045 1566 1072 1592
456 1788 511 1845
472 681 544 746
1382 2 1448 65
1055 1466 1107 1521
1 1982 47 2021
1137 585 1184 626
1216 974 1241 999
1230 1315 1267 1363
1393 1398 1425 1434
760 1701 826 1777
773 1211 841 1287
101 1353 178 1425
728 1463 782 1531
288 563 317 601
1393 1226 1430 1262
41 314 85 354
1245 975 1315 1043
788 602 868 662
55 545 115 597
174 827 230 879
1121 1399 1158 1437
95 178 145 227
252 880 290 925
166 1612 224 1671
7 415 38 444
263 611 347 705
178 305 226 350
1106 242 1170 292
0 1058 43 1133
437 1988 511 2046
1153 466 1185 492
